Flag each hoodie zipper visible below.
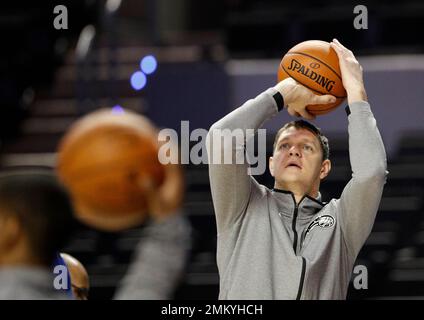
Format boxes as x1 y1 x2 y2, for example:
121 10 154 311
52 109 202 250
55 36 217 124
274 189 309 300
291 199 306 300
296 257 306 300
291 204 299 253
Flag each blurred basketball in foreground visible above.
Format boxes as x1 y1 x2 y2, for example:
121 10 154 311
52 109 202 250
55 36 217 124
56 108 165 231
278 40 347 115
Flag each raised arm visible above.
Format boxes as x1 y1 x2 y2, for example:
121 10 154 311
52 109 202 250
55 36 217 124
114 214 191 300
114 161 191 299
331 39 388 257
206 89 279 232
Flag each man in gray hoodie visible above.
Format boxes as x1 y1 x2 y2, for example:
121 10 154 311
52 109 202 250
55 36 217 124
206 39 388 299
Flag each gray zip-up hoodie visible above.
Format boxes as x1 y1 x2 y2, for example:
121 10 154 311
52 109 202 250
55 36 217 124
206 87 388 299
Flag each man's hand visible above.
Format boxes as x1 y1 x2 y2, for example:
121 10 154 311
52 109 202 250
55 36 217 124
143 163 184 222
330 39 367 105
138 137 184 222
274 77 336 120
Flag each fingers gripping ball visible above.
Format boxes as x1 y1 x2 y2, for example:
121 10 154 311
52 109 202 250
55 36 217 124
56 109 165 232
278 40 347 115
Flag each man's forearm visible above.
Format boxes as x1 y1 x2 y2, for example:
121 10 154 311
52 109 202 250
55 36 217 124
209 88 280 134
348 101 386 179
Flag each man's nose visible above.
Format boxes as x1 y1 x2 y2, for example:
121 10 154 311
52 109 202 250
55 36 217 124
289 146 301 157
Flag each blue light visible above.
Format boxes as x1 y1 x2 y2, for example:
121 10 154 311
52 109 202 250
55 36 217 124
140 55 157 75
112 105 124 114
130 71 147 90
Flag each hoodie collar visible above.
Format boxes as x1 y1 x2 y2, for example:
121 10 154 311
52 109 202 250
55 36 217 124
272 188 325 218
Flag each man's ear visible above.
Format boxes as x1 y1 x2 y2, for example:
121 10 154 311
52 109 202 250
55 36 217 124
269 156 275 177
319 159 331 180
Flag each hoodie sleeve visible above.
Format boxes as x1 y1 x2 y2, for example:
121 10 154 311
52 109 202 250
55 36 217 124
113 214 191 300
336 101 388 258
206 88 281 233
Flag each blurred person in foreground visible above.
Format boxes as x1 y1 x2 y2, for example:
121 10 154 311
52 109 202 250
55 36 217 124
56 108 192 300
0 169 75 299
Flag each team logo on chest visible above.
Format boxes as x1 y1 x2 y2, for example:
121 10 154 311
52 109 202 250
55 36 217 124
303 215 335 239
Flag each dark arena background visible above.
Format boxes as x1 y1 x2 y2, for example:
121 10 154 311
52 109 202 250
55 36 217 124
1 0 424 301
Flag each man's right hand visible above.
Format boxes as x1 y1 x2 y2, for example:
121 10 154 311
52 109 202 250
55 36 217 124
274 77 336 120
330 39 367 105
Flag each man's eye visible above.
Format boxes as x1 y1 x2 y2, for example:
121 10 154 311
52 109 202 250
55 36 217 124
304 145 313 151
280 143 289 149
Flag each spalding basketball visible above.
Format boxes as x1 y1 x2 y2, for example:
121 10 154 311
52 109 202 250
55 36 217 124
278 40 346 115
56 109 165 231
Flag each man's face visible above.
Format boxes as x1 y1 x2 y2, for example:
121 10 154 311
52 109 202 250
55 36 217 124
269 127 330 191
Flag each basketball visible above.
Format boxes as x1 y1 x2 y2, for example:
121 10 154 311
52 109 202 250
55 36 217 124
56 109 165 231
278 40 347 115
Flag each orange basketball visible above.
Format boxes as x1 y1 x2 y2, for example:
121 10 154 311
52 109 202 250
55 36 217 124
278 40 347 115
56 108 165 231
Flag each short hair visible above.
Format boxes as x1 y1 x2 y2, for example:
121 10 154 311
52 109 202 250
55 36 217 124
273 120 330 161
0 169 76 265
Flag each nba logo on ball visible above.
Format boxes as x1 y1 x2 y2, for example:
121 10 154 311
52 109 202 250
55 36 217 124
278 40 347 115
